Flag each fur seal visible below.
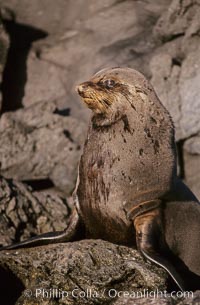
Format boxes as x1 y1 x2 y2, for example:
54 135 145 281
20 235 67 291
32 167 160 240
1 67 200 291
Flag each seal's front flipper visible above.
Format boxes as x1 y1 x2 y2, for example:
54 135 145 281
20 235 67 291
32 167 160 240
0 208 83 250
133 205 185 292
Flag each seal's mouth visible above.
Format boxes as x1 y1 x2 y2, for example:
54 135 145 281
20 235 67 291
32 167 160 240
82 97 100 112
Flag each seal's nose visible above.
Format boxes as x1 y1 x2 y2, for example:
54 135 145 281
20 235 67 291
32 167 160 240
75 83 88 95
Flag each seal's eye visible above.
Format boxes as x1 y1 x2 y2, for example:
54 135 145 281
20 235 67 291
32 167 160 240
104 79 116 89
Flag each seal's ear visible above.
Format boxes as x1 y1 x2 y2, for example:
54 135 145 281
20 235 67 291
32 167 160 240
132 203 185 292
126 84 137 96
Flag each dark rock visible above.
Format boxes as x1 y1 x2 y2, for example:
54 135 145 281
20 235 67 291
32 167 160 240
0 176 70 247
0 240 167 305
0 99 86 195
0 9 9 111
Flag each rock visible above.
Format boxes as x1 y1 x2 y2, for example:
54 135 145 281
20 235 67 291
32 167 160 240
182 291 200 305
0 0 170 45
179 46 200 139
150 0 200 203
183 152 200 201
184 136 200 155
0 240 167 305
149 0 200 205
0 99 86 195
150 0 200 141
0 176 71 247
0 10 9 111
21 51 67 108
150 52 182 140
113 295 173 305
153 0 200 42
0 0 118 45
0 0 171 113
22 49 91 123
113 291 200 305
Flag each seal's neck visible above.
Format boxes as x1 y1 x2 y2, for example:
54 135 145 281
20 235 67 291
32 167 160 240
92 109 124 127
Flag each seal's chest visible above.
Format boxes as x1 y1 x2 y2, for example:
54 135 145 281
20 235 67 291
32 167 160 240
82 125 135 192
77 124 136 242
79 143 133 242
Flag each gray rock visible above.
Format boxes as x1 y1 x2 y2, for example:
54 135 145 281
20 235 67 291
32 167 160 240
0 176 70 247
22 50 91 122
183 152 200 201
150 0 200 203
0 0 84 44
150 52 182 140
184 136 200 155
153 0 200 41
150 0 200 141
0 0 170 112
0 99 87 195
0 240 167 305
179 46 200 139
22 51 67 108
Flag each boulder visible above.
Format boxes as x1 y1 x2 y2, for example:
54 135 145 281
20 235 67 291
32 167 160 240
0 240 167 305
0 100 86 195
0 176 70 247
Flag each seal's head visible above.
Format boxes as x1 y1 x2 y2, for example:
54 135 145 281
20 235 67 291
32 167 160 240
76 67 171 127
